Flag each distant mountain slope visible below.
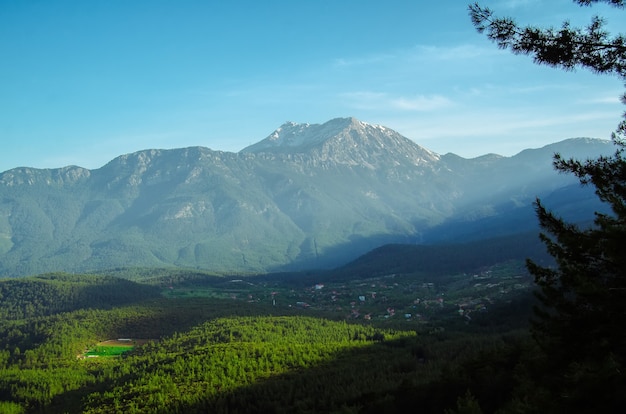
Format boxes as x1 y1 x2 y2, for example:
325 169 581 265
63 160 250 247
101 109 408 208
0 118 614 277
331 231 553 281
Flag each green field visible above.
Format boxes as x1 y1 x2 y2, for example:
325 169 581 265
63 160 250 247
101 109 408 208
84 343 134 358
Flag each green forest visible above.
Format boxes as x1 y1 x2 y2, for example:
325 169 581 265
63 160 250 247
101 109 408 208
0 265 553 413
0 199 622 413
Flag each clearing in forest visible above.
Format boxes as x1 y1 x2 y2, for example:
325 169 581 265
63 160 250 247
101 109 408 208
82 339 152 358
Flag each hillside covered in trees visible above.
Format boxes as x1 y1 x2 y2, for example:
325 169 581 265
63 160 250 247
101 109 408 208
0 270 539 413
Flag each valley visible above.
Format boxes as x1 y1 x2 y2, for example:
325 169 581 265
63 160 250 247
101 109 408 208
162 260 532 330
3 0 625 410
0 242 537 413
0 118 615 412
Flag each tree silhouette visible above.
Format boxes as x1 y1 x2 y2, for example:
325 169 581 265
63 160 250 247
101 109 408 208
471 1 626 411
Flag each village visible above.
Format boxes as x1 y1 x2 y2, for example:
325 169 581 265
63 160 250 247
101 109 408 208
163 260 533 327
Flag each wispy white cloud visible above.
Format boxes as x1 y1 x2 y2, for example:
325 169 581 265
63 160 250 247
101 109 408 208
405 44 505 62
333 43 504 69
584 95 623 105
446 107 610 134
378 106 619 159
340 91 454 112
333 52 396 68
390 95 454 111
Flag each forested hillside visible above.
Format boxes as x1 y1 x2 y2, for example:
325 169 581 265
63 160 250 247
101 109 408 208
0 274 161 320
0 268 540 413
333 231 552 280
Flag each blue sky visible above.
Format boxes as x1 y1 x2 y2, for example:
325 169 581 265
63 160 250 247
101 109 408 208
1 0 624 172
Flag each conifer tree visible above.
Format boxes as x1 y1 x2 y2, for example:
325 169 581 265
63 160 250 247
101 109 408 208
470 1 625 411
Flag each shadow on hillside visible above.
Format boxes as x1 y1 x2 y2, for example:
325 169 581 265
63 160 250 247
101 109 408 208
97 298 531 412
152 332 525 414
170 338 441 414
274 232 422 272
273 201 559 274
332 231 552 280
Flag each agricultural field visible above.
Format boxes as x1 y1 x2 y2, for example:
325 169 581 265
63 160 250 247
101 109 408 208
82 339 152 358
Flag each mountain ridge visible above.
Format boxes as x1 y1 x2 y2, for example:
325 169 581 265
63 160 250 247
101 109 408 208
0 118 615 277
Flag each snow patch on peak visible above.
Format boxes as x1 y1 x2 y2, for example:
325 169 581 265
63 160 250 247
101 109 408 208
242 117 364 153
266 121 313 147
240 117 440 167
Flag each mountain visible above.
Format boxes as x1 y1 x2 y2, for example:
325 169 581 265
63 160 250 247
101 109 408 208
330 231 553 282
0 117 614 277
242 117 441 166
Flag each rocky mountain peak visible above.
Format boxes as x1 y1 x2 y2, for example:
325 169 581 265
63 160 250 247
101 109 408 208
241 117 440 168
241 117 358 153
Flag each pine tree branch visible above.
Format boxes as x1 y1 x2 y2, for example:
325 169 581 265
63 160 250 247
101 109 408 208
469 3 626 77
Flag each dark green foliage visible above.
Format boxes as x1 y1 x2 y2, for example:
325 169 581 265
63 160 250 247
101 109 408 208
81 316 419 413
333 231 551 280
0 273 161 320
469 1 626 78
0 267 542 413
472 0 626 411
445 391 483 414
526 135 626 411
